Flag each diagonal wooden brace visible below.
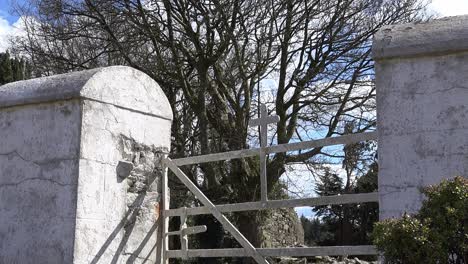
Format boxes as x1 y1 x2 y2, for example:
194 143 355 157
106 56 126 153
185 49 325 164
164 158 270 264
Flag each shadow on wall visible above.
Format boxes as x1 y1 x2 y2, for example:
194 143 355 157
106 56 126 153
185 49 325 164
89 181 161 264
90 151 162 264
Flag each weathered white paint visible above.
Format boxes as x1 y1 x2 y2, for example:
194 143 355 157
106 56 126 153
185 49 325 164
0 66 172 263
374 15 468 219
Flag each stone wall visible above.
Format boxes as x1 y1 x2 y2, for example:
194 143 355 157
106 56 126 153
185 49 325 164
259 208 305 248
0 66 172 263
373 15 468 219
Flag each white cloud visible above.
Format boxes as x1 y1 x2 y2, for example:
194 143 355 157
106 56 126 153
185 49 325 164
0 17 13 52
429 0 468 17
0 16 24 52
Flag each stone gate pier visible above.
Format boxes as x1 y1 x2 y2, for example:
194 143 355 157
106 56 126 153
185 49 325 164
374 15 468 219
0 66 172 263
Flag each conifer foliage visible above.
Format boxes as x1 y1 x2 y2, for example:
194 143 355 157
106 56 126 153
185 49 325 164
0 52 31 85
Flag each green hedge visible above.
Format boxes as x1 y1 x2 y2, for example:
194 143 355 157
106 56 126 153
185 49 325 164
373 176 468 264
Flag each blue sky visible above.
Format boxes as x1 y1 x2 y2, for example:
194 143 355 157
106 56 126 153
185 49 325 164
0 0 22 24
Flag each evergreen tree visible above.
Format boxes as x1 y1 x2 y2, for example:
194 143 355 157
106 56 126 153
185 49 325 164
301 216 332 246
308 163 379 246
354 162 379 244
0 52 31 85
313 169 350 246
310 122 378 246
0 52 14 84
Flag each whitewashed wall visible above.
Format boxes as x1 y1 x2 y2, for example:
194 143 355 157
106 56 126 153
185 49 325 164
374 15 468 219
0 66 172 264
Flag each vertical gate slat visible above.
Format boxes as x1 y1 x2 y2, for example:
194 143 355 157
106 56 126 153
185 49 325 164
160 155 170 264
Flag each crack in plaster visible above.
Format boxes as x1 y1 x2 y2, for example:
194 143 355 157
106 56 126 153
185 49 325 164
0 177 75 189
0 150 78 188
379 125 468 137
380 84 468 96
0 150 77 166
379 184 422 196
411 85 468 95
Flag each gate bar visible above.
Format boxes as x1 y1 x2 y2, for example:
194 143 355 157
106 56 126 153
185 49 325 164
172 132 377 166
167 245 378 258
164 192 378 216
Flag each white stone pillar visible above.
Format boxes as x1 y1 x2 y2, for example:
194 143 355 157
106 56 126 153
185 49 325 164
373 16 468 219
0 66 172 263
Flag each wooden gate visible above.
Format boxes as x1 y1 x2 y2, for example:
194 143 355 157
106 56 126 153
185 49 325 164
160 104 378 263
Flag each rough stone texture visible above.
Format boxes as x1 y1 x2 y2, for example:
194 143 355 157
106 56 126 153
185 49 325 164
0 66 172 263
373 16 468 219
259 208 304 248
306 256 376 264
271 256 376 264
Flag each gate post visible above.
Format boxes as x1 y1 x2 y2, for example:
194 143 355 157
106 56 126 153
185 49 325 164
373 15 468 219
0 66 172 263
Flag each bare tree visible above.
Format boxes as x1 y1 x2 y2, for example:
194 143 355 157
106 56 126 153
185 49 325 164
12 0 427 259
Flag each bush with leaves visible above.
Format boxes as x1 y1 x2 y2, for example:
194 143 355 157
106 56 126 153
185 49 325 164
373 176 468 264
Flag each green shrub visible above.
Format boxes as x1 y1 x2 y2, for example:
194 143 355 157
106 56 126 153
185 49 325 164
373 176 468 264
